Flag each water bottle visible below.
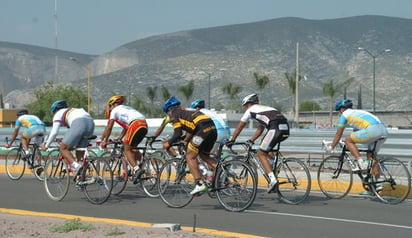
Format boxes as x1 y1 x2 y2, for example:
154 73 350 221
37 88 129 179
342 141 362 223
198 163 208 176
345 155 356 169
205 170 214 183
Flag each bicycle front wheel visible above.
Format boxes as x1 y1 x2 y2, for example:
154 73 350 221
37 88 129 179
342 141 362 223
215 159 257 212
317 155 353 199
372 156 411 204
5 148 26 180
157 158 194 208
82 157 113 204
101 152 128 196
140 151 165 198
44 155 70 201
276 157 311 205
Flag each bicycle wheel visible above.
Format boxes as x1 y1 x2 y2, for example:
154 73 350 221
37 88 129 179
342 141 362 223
157 158 194 208
276 157 311 205
32 148 47 181
5 148 26 180
44 155 70 201
101 152 128 196
317 155 353 199
371 156 411 204
215 159 257 212
82 157 113 204
140 151 165 198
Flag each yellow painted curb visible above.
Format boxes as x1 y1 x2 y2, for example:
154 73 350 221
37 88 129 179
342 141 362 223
0 208 266 238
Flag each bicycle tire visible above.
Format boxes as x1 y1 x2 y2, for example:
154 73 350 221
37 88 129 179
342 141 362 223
157 158 194 208
317 155 353 199
276 157 311 205
371 156 411 204
32 147 46 181
140 151 165 198
215 159 258 212
5 148 26 180
101 151 128 196
44 155 70 201
82 157 113 204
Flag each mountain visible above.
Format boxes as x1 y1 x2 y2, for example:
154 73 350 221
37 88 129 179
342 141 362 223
1 15 412 112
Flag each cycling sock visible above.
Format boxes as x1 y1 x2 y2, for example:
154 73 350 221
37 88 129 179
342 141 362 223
268 172 276 182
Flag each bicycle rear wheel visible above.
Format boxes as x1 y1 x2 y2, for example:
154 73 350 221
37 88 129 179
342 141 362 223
140 151 165 198
5 148 26 180
157 158 194 208
372 156 411 204
32 148 47 181
215 160 257 212
101 152 128 196
276 157 311 205
44 155 70 201
82 157 113 204
317 155 353 199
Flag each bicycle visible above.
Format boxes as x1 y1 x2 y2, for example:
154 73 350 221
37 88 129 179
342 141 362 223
43 135 114 204
224 141 311 205
317 139 411 204
99 137 165 197
157 141 258 212
5 138 46 181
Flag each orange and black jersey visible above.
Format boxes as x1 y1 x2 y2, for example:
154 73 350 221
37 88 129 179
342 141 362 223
168 107 214 144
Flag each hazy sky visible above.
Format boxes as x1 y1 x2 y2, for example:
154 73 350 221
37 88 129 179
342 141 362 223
1 0 411 55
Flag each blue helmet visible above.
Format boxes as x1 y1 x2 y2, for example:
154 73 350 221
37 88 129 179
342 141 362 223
163 96 181 113
51 100 68 113
190 99 205 109
335 99 353 111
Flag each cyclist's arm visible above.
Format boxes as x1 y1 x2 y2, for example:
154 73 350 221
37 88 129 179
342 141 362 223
331 127 344 150
249 124 264 143
6 127 20 147
44 121 60 149
101 119 115 147
231 121 247 141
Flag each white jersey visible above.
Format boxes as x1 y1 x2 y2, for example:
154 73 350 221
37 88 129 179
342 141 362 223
200 109 231 146
110 105 145 127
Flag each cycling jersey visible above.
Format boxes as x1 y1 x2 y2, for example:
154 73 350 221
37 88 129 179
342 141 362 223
109 105 146 129
337 109 384 130
168 107 217 154
240 104 289 152
15 114 46 141
200 109 231 153
45 108 94 148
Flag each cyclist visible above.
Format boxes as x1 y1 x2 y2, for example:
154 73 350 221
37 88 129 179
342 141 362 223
5 109 46 158
100 95 148 183
148 114 184 157
190 99 231 154
162 96 217 195
228 93 290 193
329 99 388 174
41 100 95 175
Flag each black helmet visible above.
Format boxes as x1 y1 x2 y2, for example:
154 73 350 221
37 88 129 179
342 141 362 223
17 109 28 117
51 100 68 113
241 93 259 106
335 99 353 111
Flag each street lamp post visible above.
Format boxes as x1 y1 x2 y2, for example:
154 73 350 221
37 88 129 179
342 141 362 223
70 57 91 113
358 47 391 114
200 69 225 108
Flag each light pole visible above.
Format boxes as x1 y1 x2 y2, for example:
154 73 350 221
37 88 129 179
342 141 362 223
70 57 91 113
358 47 391 113
200 69 225 108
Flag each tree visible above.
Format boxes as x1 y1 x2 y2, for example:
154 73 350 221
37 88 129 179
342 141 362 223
26 81 88 123
285 70 302 118
253 72 269 103
300 101 321 112
160 85 171 101
177 80 194 106
222 82 242 110
357 84 363 109
341 77 354 99
146 86 157 117
322 80 338 127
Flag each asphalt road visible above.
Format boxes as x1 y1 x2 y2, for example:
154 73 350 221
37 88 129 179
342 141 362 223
1 174 412 238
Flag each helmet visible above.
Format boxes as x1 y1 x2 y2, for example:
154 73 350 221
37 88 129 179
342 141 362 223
190 99 205 109
51 100 68 113
17 109 28 117
107 95 125 106
105 106 110 119
163 96 181 113
241 93 259 106
335 99 353 111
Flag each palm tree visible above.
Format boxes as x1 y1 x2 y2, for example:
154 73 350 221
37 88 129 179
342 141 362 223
160 85 171 101
322 80 338 127
177 80 194 106
253 72 269 103
222 82 242 110
341 77 354 99
285 70 302 118
147 86 157 117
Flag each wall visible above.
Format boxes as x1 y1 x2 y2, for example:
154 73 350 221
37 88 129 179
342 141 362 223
0 109 17 128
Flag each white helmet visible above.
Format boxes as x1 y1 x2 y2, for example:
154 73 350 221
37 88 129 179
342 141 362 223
241 93 259 106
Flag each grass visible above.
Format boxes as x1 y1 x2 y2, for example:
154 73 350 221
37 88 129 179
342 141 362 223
105 227 126 236
48 218 95 233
